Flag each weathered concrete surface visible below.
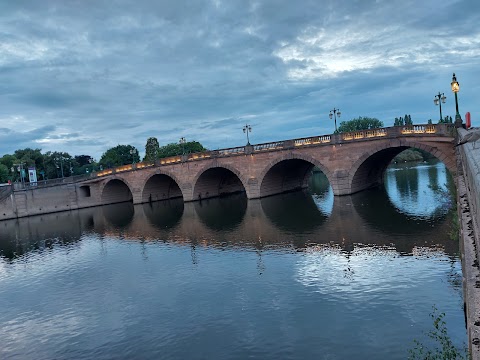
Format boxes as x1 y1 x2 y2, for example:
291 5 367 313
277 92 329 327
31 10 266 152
457 127 480 358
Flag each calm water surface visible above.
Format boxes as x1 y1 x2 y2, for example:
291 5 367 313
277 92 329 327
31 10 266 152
0 161 464 359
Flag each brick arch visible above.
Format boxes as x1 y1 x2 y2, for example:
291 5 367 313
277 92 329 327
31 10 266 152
347 140 456 194
140 169 185 202
257 151 333 189
256 152 333 198
99 175 135 195
100 175 135 204
192 163 250 199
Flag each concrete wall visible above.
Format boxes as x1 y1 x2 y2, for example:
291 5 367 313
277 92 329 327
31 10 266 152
457 128 480 358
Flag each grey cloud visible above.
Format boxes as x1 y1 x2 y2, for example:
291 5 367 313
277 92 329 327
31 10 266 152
0 0 478 159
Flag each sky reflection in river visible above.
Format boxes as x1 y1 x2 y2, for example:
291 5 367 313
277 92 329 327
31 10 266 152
0 161 464 360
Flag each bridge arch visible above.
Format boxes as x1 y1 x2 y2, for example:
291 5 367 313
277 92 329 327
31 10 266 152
141 170 184 203
101 177 134 204
192 163 248 200
257 152 333 198
348 140 456 194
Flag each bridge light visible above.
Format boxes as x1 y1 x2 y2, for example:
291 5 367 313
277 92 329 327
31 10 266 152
243 124 252 146
434 92 446 122
451 73 462 127
329 108 340 132
451 73 459 93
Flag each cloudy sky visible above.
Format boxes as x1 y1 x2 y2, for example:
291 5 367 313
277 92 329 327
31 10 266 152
1 0 479 159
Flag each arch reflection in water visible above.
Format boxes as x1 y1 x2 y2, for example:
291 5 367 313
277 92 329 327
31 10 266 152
143 198 184 230
102 202 135 230
194 193 247 232
261 190 329 235
384 161 454 219
308 171 334 216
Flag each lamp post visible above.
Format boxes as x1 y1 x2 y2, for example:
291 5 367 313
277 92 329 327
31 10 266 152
243 124 252 145
179 137 186 155
129 149 136 165
329 108 341 132
54 157 64 178
451 73 462 127
13 163 25 187
433 92 447 122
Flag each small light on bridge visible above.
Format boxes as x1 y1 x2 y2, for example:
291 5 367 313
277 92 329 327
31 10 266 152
451 73 460 93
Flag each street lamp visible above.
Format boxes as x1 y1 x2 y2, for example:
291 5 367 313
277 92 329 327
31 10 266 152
451 73 462 127
329 108 341 132
179 137 186 155
433 92 447 122
13 163 26 187
54 157 64 178
243 124 252 145
129 149 136 165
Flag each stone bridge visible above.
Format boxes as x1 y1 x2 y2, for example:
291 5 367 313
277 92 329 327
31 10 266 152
78 124 455 206
0 123 456 221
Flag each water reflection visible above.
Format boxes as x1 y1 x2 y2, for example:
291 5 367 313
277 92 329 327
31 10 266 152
0 162 464 360
102 202 135 229
194 193 247 231
0 211 84 260
261 190 328 234
0 163 457 259
143 198 184 230
308 170 334 216
385 161 453 218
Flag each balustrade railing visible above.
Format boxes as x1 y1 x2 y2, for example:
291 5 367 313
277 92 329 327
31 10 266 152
295 135 331 146
342 128 388 141
254 141 284 152
401 124 436 134
217 146 245 156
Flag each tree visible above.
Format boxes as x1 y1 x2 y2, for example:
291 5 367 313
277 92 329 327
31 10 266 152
394 114 413 126
157 141 207 159
42 151 73 179
144 137 160 162
74 155 94 167
0 164 9 183
337 117 384 133
99 145 140 168
14 148 43 169
439 116 453 124
404 114 413 125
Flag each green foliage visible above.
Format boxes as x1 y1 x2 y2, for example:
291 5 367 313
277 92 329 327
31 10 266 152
0 164 9 183
144 137 160 162
394 149 424 162
337 117 384 133
157 141 207 159
394 114 413 126
99 145 139 168
393 148 437 163
439 116 453 124
409 306 470 359
74 155 94 167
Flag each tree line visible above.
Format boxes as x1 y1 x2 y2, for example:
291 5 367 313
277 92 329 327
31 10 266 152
337 114 453 133
0 137 206 183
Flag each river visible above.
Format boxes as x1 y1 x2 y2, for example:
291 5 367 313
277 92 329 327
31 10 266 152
0 161 466 359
